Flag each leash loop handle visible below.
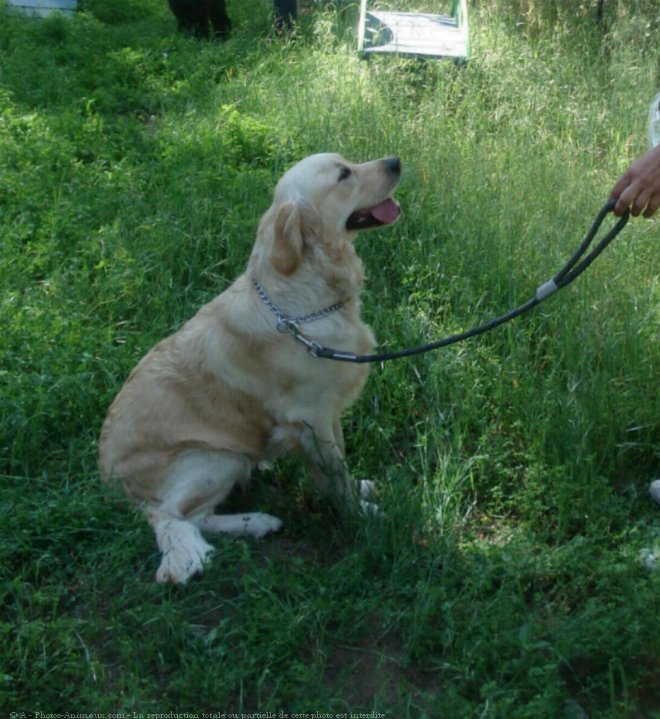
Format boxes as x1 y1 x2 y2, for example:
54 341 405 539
551 199 629 290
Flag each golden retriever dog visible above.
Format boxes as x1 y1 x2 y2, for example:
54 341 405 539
99 153 401 584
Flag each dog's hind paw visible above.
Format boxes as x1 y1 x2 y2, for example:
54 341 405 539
197 511 283 538
156 539 214 585
245 512 283 538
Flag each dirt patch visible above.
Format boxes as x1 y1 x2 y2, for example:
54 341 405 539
322 633 442 710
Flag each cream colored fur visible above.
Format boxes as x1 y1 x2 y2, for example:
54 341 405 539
99 153 401 583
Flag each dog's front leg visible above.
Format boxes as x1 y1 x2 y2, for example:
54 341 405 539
331 417 378 513
299 419 355 509
300 419 377 515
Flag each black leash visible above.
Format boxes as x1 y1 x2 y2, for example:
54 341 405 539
292 199 630 363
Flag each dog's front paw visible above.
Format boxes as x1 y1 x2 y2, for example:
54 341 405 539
360 479 376 500
357 481 381 516
359 499 381 516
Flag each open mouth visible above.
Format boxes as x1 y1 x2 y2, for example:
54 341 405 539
346 197 401 231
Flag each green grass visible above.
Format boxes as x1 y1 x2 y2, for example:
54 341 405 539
1 0 659 716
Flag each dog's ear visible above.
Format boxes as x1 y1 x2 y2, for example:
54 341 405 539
270 202 304 276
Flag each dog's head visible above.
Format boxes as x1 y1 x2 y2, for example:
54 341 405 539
252 153 401 279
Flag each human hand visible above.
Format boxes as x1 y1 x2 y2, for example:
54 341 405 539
609 144 660 218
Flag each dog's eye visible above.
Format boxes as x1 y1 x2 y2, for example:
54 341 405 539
338 166 352 182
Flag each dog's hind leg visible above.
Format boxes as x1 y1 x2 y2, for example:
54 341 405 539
146 449 259 584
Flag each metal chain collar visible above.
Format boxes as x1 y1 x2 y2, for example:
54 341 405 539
252 279 345 340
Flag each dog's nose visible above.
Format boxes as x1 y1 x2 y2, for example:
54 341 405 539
385 156 401 176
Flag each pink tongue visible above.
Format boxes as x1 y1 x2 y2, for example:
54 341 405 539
370 198 400 225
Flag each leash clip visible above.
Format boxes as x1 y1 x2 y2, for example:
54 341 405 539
276 317 324 357
291 331 323 357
